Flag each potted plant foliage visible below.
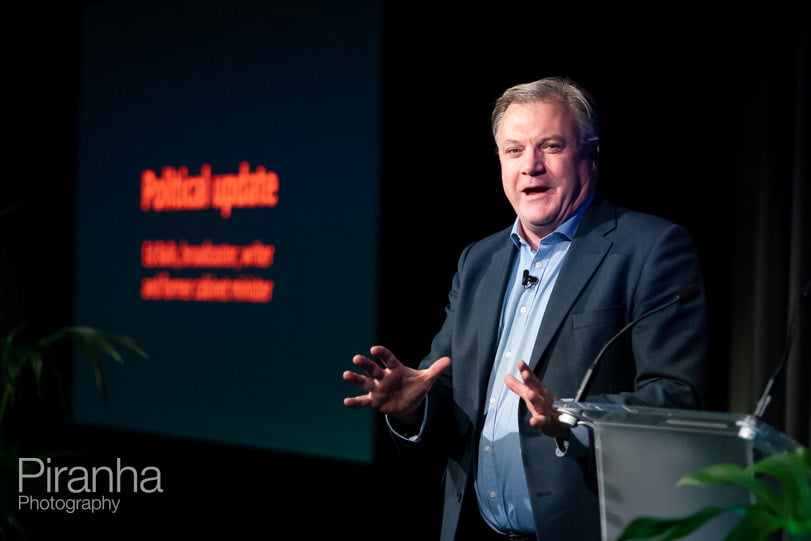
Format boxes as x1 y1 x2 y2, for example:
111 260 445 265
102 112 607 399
618 445 811 541
1 324 146 539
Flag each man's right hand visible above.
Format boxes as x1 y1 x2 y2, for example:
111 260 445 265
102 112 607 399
342 345 451 426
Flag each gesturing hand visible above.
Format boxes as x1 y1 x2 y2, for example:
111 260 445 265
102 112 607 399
342 345 451 425
504 360 570 439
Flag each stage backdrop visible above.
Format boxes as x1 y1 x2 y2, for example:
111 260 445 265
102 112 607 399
72 0 381 463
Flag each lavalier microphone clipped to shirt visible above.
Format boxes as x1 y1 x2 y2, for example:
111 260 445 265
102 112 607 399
522 269 539 289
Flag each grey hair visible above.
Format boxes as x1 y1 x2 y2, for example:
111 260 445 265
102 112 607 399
491 76 599 147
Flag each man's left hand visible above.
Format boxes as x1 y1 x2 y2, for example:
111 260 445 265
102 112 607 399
504 360 571 440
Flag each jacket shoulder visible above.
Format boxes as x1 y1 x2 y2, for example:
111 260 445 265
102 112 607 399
459 226 513 260
587 199 692 242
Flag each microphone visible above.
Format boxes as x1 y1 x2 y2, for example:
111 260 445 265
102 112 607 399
558 284 701 426
522 269 539 289
751 279 811 419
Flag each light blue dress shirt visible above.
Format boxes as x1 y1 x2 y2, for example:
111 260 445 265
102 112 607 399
475 201 590 534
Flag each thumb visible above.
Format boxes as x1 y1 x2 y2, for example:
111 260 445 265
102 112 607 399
425 356 451 381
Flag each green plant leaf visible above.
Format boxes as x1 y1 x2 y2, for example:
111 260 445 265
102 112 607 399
786 518 811 536
677 463 780 514
1 323 147 420
58 326 148 363
0 383 13 425
2 328 30 384
57 326 148 404
617 506 727 540
750 447 811 521
726 505 786 541
30 349 44 389
620 446 810 540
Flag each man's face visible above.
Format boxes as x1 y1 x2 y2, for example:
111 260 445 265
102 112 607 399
497 99 596 247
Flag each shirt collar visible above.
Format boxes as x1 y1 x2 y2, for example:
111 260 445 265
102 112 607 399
509 192 594 249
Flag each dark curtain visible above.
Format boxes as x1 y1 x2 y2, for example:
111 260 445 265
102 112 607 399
728 2 810 446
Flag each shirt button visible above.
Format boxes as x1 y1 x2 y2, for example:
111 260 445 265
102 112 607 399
505 351 512 358
490 397 496 405
520 306 527 314
535 261 542 268
489 491 497 499
483 445 491 453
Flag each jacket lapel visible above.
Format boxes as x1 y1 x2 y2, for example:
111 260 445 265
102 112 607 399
528 198 617 373
471 234 516 412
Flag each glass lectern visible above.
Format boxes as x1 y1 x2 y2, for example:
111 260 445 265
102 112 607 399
556 402 803 541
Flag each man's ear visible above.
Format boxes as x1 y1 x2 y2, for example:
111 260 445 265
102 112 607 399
588 142 600 173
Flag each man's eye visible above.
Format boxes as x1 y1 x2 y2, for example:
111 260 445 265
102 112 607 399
542 142 563 152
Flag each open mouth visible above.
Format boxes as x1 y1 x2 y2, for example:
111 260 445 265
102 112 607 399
523 186 551 195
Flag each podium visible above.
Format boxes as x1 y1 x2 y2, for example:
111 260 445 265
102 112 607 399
555 402 803 541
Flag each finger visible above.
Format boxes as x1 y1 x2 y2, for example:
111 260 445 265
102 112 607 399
352 355 385 379
505 373 545 418
516 361 557 407
517 360 537 383
504 374 531 401
342 370 375 392
343 394 372 408
528 413 555 427
370 345 403 370
528 407 568 438
426 356 452 380
518 370 546 401
517 361 546 392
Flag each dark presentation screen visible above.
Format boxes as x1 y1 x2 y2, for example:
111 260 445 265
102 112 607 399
73 0 381 463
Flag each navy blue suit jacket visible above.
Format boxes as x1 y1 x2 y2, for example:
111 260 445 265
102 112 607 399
397 197 708 541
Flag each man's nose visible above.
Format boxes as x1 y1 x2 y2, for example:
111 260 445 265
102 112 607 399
521 149 546 176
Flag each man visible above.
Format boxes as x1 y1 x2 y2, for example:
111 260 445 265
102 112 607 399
343 76 708 540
